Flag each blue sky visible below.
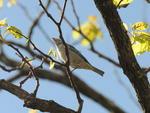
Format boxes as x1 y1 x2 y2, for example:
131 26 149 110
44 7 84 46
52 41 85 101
0 0 150 113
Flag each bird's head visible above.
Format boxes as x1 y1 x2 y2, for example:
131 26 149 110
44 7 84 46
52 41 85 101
52 38 62 46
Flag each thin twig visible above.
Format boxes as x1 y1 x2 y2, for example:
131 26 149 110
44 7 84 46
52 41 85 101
116 0 124 8
0 79 76 113
70 0 81 30
143 67 150 74
28 0 51 42
8 44 39 96
0 64 19 72
18 2 50 42
1 68 126 113
53 0 121 68
39 0 83 112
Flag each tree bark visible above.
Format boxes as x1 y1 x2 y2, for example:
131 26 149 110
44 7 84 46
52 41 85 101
94 0 150 112
0 79 76 113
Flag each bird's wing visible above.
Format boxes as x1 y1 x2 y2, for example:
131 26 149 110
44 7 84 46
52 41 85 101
68 44 90 64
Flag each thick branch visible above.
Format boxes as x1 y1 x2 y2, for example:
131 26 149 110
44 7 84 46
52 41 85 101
4 68 126 113
146 0 150 3
0 49 125 112
0 79 76 113
94 0 150 112
36 69 126 113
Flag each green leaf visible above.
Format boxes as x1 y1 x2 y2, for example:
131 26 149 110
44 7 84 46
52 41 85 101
131 32 150 55
0 18 8 27
113 0 133 8
48 48 57 57
131 22 149 31
72 16 102 46
5 26 23 38
49 61 55 70
0 0 3 8
48 48 57 70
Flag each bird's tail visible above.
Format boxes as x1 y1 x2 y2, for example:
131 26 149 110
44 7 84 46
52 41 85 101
91 67 104 76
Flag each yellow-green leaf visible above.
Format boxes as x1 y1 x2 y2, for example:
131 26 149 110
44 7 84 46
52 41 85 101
72 16 102 46
132 41 150 55
48 49 57 70
49 61 55 69
131 22 149 31
113 0 133 8
0 18 8 27
0 0 3 7
5 26 22 38
48 48 57 57
131 32 150 55
72 30 80 39
88 16 97 22
132 32 150 42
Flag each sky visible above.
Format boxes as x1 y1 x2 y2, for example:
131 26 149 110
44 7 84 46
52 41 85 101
0 0 150 113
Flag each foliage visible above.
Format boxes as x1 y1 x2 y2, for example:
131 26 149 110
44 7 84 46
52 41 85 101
72 15 150 56
131 22 149 31
72 16 102 46
131 31 150 55
48 48 57 69
0 18 8 26
113 0 133 8
0 0 17 8
0 19 23 39
0 1 149 113
5 26 23 39
129 22 150 55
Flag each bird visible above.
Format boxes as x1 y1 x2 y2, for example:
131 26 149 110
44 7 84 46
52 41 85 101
53 38 104 76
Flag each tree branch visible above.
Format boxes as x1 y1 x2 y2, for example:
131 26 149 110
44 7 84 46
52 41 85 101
0 43 125 112
28 0 51 40
39 0 83 112
53 0 121 68
145 0 150 3
94 0 150 112
0 79 76 113
2 68 126 113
